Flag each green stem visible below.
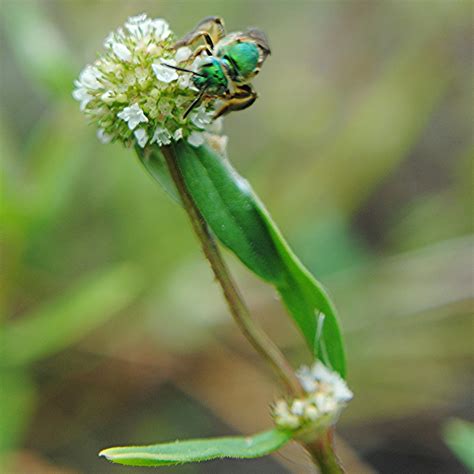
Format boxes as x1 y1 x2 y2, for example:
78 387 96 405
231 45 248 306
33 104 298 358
161 144 303 397
304 429 344 474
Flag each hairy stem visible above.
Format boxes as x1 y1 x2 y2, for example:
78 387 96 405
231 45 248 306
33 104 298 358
305 429 344 474
161 144 303 397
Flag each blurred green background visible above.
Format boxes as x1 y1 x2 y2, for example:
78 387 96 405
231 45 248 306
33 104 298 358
1 1 472 473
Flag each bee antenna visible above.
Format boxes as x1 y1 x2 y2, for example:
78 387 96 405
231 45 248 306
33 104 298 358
162 63 205 78
183 87 208 118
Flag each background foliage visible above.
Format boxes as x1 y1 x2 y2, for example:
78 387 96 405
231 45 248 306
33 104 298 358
1 1 472 473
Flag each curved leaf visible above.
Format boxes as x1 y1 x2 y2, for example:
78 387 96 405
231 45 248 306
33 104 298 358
99 429 291 467
138 142 346 377
174 141 285 283
173 142 346 377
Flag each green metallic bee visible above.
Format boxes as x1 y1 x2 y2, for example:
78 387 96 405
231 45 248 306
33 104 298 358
165 16 271 119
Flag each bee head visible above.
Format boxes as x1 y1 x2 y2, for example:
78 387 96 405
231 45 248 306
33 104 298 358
193 57 228 95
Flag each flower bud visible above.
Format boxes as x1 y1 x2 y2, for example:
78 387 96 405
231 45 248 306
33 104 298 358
272 362 353 437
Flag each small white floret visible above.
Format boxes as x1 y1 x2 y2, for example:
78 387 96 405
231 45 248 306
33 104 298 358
190 107 213 129
100 90 114 103
117 103 148 130
291 399 306 416
134 128 149 147
333 381 353 403
125 13 151 38
273 361 353 433
187 131 205 147
296 365 318 392
281 414 301 429
190 55 205 71
103 31 115 48
173 128 183 141
152 58 178 83
126 13 148 24
311 361 338 384
151 127 172 146
175 47 192 63
78 65 102 90
178 74 192 89
151 18 171 40
273 400 290 418
304 404 320 421
112 42 132 62
97 128 113 144
72 87 92 110
312 393 336 414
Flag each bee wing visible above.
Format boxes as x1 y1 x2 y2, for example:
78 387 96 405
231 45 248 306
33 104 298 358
245 28 271 56
175 16 226 48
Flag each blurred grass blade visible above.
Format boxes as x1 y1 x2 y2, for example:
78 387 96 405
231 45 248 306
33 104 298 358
25 110 93 231
443 419 474 470
2 264 141 366
99 429 291 467
2 2 76 96
0 370 36 459
169 141 345 377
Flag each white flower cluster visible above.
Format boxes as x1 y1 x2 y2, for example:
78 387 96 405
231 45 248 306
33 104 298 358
73 13 221 149
272 361 353 434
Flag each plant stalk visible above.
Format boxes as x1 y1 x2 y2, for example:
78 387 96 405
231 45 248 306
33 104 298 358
304 428 344 473
161 144 303 397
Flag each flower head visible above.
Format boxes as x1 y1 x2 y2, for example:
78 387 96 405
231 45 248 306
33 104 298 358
272 361 353 436
73 13 221 149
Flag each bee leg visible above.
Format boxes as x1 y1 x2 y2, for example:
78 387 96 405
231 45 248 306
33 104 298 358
189 44 213 60
175 30 215 51
174 17 226 50
213 85 258 119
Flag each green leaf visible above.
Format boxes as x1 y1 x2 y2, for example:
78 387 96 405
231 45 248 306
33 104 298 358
2 264 141 366
99 429 291 467
443 418 474 470
256 200 346 375
175 142 345 376
174 141 285 284
139 142 346 377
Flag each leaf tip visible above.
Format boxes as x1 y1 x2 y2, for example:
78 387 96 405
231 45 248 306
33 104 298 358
98 447 112 460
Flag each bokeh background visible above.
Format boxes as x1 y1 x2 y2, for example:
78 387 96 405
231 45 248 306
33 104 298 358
1 1 473 473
